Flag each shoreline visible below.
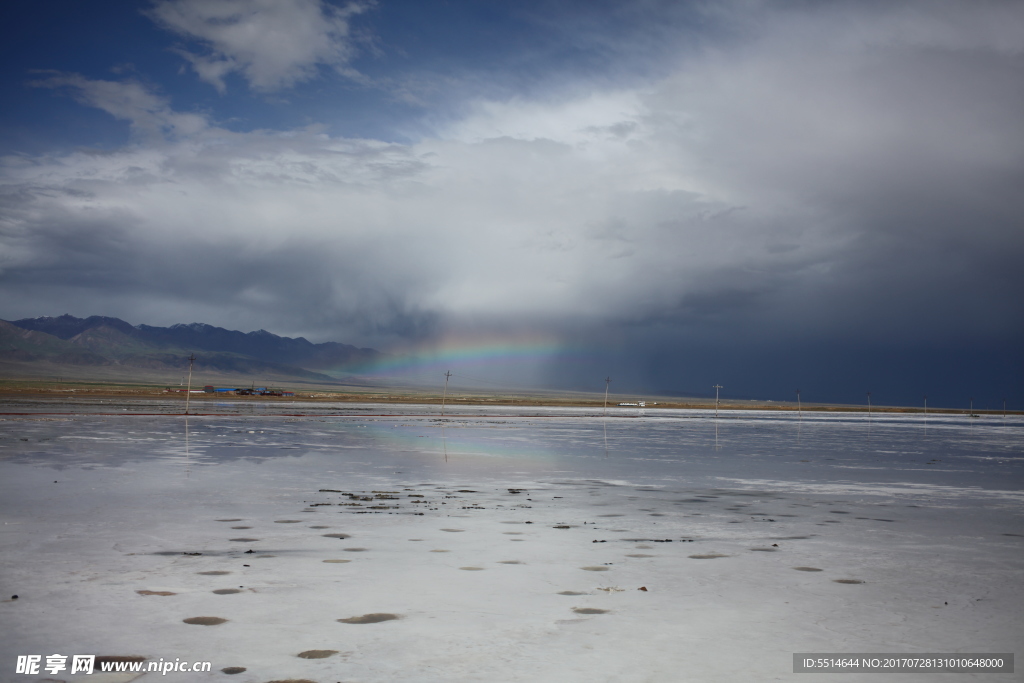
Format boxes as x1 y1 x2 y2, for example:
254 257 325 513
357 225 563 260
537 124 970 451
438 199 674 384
0 379 1017 415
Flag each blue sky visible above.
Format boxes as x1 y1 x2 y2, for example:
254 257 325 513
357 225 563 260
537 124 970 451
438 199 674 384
1 0 1022 406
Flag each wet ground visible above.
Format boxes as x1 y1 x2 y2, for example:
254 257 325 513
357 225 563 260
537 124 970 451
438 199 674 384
0 403 1021 682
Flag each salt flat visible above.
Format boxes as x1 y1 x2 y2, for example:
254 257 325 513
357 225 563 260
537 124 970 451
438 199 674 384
0 404 1021 682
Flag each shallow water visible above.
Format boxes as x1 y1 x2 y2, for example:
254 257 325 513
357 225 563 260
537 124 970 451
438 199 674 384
0 405 1021 682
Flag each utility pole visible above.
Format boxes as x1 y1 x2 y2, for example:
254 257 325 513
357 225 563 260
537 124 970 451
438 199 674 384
969 397 974 417
184 353 196 415
713 384 723 418
1003 397 1007 418
795 389 801 419
923 395 927 416
441 371 452 416
604 377 611 416
866 391 872 417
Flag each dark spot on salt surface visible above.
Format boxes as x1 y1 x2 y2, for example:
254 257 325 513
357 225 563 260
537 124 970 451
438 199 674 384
460 566 485 571
750 548 777 552
230 526 251 529
322 533 351 538
498 560 522 564
215 519 242 522
581 566 610 571
558 591 587 595
597 514 624 517
221 666 246 674
689 553 728 559
793 566 822 571
212 589 241 595
136 590 176 596
1003 533 1023 537
441 528 465 532
229 538 259 542
297 649 337 659
503 532 523 535
309 525 330 529
275 520 302 523
343 547 367 552
834 579 864 584
572 607 609 614
183 616 227 625
198 571 231 575
338 613 400 624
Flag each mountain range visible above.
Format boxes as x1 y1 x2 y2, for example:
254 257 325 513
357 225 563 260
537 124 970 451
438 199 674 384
0 314 385 383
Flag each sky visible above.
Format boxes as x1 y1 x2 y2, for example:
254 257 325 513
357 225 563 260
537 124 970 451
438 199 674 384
1 0 1022 407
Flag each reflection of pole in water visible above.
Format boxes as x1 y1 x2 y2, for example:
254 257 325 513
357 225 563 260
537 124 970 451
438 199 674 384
184 415 191 478
604 377 611 416
603 419 608 458
441 422 448 463
795 389 801 419
714 419 720 450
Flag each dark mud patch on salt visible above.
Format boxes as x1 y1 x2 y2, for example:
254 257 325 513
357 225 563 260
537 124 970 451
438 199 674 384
297 649 337 659
338 613 400 624
573 607 609 614
183 616 227 625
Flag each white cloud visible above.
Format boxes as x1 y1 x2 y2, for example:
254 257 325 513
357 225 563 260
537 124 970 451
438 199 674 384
29 73 207 139
148 0 371 92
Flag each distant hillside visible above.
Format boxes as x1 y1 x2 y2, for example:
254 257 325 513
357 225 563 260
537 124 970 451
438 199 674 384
1 314 386 382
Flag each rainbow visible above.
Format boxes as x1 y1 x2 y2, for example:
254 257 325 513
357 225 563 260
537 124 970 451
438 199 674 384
345 334 592 381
